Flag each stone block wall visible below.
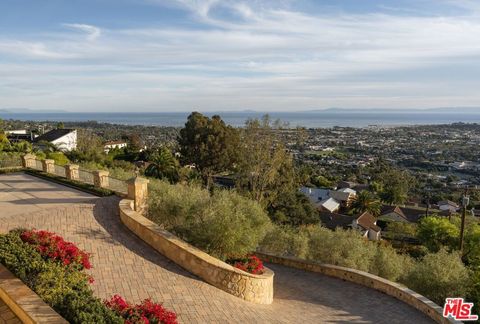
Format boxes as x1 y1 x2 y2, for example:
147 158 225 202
119 199 274 304
255 252 457 324
0 265 67 323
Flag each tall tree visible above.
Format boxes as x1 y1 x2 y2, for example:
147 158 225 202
376 168 414 205
236 116 297 209
144 147 179 183
417 216 459 252
178 112 239 184
351 190 382 216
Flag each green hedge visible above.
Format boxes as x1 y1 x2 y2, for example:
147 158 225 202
25 169 115 197
0 230 123 324
0 167 23 174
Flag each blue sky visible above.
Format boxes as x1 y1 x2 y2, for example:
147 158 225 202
1 0 480 112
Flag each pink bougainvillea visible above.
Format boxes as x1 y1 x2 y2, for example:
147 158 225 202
20 230 91 270
105 295 178 324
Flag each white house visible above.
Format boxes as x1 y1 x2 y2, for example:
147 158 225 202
300 186 357 211
299 187 330 204
330 188 356 207
6 129 36 143
33 129 77 152
104 140 128 153
318 197 341 213
438 200 460 213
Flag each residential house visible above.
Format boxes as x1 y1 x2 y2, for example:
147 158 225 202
299 187 330 204
318 197 341 213
437 200 460 213
330 188 356 207
33 129 77 152
300 186 356 212
319 210 381 241
104 140 128 153
378 206 409 223
352 212 381 240
337 181 357 189
6 130 36 143
319 212 353 230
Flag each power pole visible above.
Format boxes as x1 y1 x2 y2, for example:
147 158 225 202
425 187 431 218
459 188 469 254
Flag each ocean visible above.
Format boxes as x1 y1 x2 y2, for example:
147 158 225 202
1 111 480 128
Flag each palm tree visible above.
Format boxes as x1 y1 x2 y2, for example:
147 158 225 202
144 147 179 183
351 190 382 216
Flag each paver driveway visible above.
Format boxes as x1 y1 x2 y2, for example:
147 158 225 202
0 300 21 324
0 173 435 323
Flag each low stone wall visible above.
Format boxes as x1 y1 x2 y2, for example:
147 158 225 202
0 265 67 324
256 252 458 324
119 199 274 304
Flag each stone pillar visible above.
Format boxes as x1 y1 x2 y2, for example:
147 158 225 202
21 154 36 168
93 170 109 188
65 164 80 181
127 176 149 215
42 159 55 174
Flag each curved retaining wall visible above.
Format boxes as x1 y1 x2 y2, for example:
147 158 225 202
0 265 67 324
119 199 274 304
256 252 458 324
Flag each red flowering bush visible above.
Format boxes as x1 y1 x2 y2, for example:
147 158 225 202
20 230 91 270
105 295 178 324
227 255 264 275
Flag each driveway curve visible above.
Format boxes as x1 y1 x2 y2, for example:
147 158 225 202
0 173 434 323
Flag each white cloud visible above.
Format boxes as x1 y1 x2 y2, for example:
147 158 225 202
63 23 101 41
1 1 480 111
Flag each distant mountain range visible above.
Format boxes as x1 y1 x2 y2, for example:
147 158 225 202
304 107 480 114
0 108 67 114
1 107 479 114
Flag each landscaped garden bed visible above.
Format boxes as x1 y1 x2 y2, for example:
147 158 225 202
147 179 271 267
25 169 115 197
0 229 177 324
226 255 265 275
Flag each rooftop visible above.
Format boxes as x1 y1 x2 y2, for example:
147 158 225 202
33 129 75 143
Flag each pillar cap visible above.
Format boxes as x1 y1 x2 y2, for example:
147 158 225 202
66 164 79 169
43 159 55 164
23 153 36 159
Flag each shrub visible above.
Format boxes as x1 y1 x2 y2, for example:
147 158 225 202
259 225 412 281
258 225 309 259
32 262 123 324
26 169 114 197
20 229 91 270
417 216 459 252
46 151 70 166
0 152 22 168
306 226 377 273
0 230 46 282
468 269 480 318
368 243 413 282
105 295 178 324
0 230 123 323
402 248 472 305
227 255 264 274
148 180 271 260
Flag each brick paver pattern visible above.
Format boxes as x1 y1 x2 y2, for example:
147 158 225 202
0 173 435 323
0 300 21 324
